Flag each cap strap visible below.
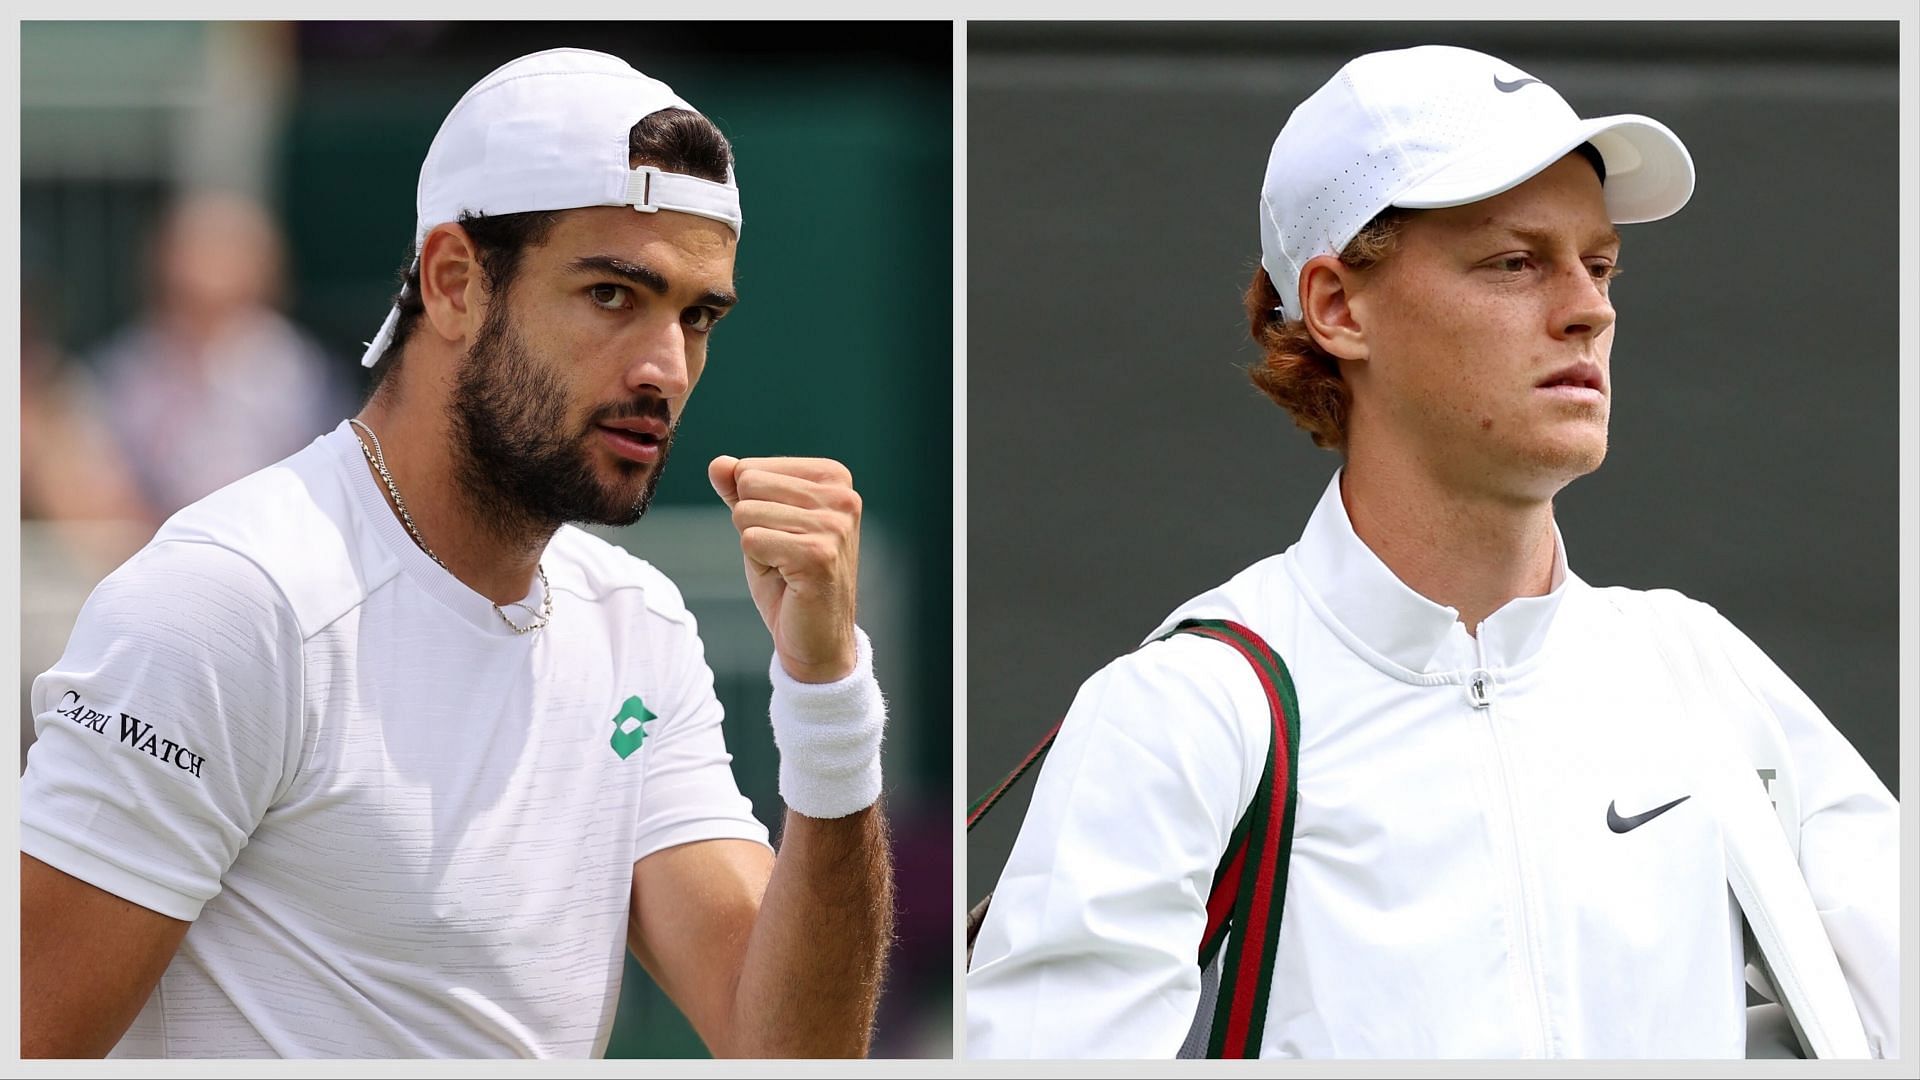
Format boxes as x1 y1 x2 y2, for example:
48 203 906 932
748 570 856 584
623 166 743 236
358 304 403 369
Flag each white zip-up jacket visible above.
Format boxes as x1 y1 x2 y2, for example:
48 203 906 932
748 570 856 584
967 472 1897 1059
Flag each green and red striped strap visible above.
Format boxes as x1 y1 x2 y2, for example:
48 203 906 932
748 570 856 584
966 717 1063 829
1170 619 1300 1060
966 617 1300 1059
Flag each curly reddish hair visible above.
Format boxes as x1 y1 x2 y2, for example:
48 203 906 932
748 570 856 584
1245 209 1409 452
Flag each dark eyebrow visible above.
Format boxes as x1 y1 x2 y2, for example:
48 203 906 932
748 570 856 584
566 255 737 309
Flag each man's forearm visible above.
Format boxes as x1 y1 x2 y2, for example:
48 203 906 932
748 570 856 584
725 804 894 1057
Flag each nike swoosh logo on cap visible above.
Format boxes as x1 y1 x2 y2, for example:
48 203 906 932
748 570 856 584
1494 75 1542 93
1607 795 1691 833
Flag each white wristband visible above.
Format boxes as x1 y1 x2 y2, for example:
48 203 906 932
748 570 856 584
767 626 886 819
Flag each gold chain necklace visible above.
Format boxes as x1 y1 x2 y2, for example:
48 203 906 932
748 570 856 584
348 419 551 635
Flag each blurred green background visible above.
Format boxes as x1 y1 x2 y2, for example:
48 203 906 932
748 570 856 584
20 20 951 1059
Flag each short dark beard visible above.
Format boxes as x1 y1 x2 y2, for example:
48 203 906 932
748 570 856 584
448 299 674 548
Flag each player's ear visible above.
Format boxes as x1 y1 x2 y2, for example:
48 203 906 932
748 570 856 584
418 223 483 345
1300 254 1368 362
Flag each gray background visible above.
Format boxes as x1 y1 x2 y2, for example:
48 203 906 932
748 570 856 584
966 22 1901 898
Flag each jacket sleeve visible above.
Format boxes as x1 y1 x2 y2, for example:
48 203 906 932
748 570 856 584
1693 604 1899 1059
965 635 1270 1058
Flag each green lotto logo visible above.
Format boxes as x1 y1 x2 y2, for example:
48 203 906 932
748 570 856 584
609 696 654 760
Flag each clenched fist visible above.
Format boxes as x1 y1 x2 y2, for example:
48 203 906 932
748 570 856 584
709 455 862 684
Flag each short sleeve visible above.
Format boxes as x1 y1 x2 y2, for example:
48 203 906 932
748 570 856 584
22 539 305 922
965 634 1270 1058
630 611 773 862
1693 604 1899 1059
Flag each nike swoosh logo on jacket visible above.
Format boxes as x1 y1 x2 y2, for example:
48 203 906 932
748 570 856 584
967 470 1898 1059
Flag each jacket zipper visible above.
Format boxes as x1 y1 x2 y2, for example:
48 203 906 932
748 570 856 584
1472 639 1552 1056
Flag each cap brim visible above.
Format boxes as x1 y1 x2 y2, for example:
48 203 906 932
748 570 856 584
1393 113 1695 224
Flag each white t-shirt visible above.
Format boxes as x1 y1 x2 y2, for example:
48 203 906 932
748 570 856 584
22 421 772 1058
967 470 1898 1059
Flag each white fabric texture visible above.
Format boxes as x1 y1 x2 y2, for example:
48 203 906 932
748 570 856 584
1622 587 1872 1057
22 421 772 1058
414 48 740 246
360 48 743 368
767 626 886 819
1258 44 1694 320
966 470 1898 1059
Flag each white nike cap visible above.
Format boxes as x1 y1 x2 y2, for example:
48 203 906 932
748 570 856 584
1259 44 1695 321
360 47 743 368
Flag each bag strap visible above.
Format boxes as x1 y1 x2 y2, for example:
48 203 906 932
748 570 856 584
1175 619 1301 1059
966 718 1063 830
966 617 1302 1059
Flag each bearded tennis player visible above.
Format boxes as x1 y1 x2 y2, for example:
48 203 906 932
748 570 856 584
22 48 893 1059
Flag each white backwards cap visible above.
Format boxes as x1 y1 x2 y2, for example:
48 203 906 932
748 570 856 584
360 47 742 367
1259 44 1694 321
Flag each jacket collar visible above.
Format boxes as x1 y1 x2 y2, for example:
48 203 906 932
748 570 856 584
1290 469 1572 675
